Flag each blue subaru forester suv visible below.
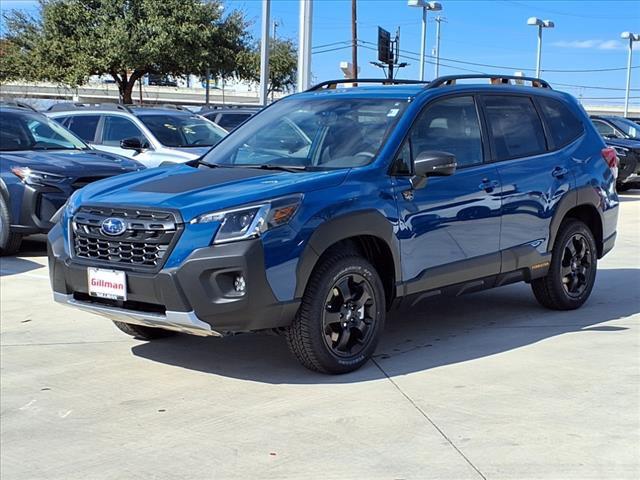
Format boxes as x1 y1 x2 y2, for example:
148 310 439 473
48 75 619 374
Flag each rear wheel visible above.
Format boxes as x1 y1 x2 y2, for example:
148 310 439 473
532 219 597 310
112 321 177 340
0 197 22 256
286 251 385 374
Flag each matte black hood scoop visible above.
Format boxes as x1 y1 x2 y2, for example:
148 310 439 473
130 167 276 194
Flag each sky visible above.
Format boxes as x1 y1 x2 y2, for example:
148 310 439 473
2 0 639 106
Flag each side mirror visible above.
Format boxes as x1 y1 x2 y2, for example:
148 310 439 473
120 137 146 152
411 151 457 189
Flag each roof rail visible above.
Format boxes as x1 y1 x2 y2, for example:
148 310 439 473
306 78 429 92
132 103 192 111
46 102 131 112
0 99 39 112
199 104 261 111
426 74 551 89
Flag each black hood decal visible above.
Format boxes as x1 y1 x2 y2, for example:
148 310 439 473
130 166 278 194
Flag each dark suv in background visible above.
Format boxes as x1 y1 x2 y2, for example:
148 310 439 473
0 102 143 255
48 75 619 374
591 115 640 190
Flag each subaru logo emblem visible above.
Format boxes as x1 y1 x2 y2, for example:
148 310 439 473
101 218 126 236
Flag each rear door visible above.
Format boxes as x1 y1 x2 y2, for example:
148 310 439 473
393 95 503 293
480 94 577 265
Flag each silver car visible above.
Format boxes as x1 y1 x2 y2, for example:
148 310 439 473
47 104 227 167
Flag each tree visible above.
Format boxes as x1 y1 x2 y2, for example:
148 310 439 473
237 37 298 95
2 0 250 104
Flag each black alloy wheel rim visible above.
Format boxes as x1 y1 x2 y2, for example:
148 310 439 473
561 233 593 298
322 273 377 358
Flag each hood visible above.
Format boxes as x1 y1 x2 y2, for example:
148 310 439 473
1 149 144 175
72 164 349 222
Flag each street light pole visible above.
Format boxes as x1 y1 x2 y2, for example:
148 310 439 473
527 17 554 78
259 0 271 106
621 32 639 117
297 0 313 91
408 1 442 82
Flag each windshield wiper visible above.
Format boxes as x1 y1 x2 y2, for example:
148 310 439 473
245 164 308 173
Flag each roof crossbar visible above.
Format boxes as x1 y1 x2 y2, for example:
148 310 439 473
426 74 551 89
306 78 429 91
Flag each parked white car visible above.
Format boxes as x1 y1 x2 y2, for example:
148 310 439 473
47 104 227 167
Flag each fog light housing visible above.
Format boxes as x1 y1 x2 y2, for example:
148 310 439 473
234 275 246 294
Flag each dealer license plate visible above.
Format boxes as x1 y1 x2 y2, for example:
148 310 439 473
87 268 127 301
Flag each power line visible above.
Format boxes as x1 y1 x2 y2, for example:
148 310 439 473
503 0 640 20
312 45 353 55
360 40 639 74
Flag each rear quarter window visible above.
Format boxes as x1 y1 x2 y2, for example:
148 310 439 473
483 95 547 161
538 97 584 148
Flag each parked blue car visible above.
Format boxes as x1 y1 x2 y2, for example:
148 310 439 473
0 103 144 255
48 75 619 374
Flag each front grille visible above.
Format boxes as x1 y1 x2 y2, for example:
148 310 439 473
71 206 181 270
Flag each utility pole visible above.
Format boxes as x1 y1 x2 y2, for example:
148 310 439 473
297 0 313 91
273 20 279 41
259 0 271 106
434 16 443 78
351 0 358 80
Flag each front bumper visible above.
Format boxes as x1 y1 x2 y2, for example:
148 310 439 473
48 224 299 334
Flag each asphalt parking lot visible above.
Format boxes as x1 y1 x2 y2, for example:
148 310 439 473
1 192 638 480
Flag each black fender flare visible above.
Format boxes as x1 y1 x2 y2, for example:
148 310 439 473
294 210 402 298
548 186 604 251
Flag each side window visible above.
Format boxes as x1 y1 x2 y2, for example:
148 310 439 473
483 96 547 161
538 97 583 147
67 115 100 143
409 96 484 168
592 120 618 138
217 113 251 131
101 116 145 146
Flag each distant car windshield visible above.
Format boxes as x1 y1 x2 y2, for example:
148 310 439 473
0 111 87 151
137 113 227 148
201 97 409 170
608 117 640 139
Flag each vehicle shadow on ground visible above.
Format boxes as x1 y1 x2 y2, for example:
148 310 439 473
0 237 47 276
131 267 640 384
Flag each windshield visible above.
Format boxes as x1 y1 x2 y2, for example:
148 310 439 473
0 111 87 151
608 117 640 139
201 97 408 170
137 113 227 147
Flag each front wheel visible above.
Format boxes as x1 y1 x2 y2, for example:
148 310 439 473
286 252 386 374
531 219 598 310
112 321 177 340
0 197 22 256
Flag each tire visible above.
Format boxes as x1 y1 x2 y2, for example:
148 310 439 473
0 197 22 256
531 219 598 310
112 321 177 340
285 251 386 374
617 183 632 192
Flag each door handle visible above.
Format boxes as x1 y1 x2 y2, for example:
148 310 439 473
478 179 500 192
552 166 569 178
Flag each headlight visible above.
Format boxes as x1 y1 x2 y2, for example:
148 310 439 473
10 167 67 186
191 194 303 244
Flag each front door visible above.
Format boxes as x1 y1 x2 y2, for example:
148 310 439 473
393 95 502 293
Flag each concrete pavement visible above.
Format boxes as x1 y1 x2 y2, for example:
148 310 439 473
1 193 639 480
